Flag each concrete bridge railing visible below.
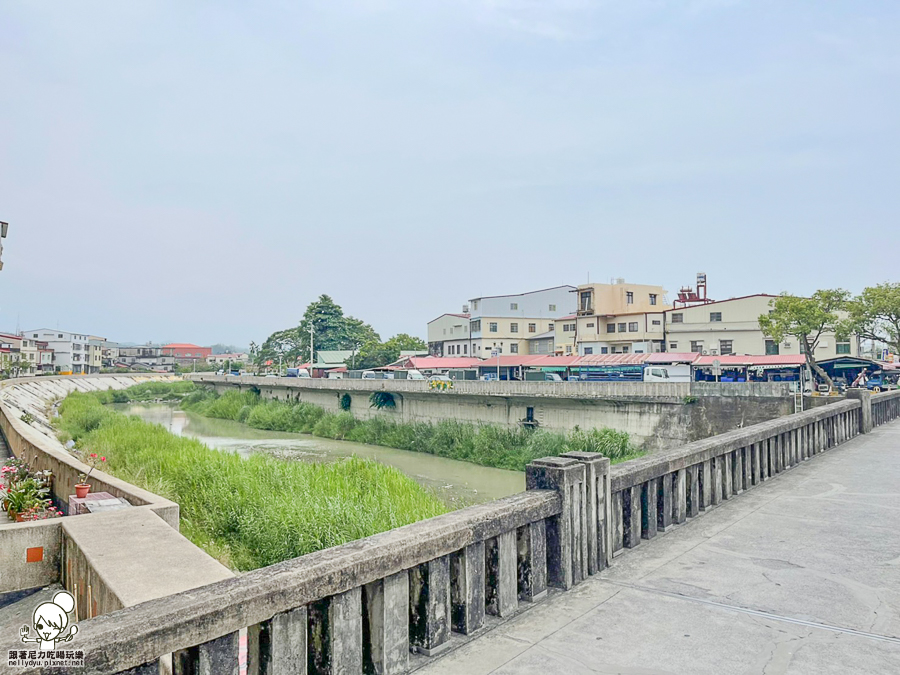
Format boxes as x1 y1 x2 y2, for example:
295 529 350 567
871 388 900 427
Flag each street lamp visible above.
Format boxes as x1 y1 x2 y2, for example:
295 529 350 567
0 221 8 271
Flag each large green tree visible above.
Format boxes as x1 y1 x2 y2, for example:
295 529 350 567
846 282 900 356
256 327 303 367
758 289 850 388
350 333 427 370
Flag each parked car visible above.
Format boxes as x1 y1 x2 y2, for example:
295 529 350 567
428 375 452 383
216 369 224 375
361 371 378 379
264 373 279 378
405 369 426 380
286 368 311 378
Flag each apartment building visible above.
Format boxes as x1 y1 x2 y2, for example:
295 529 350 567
206 352 250 366
466 286 576 357
553 316 578 355
0 333 43 375
163 343 213 365
117 345 176 372
25 329 95 374
663 294 859 358
426 313 471 356
574 280 671 355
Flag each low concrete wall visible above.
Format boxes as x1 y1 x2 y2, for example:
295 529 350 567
193 374 798 450
0 520 62 593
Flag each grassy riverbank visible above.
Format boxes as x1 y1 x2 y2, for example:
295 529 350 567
181 386 643 470
56 392 447 570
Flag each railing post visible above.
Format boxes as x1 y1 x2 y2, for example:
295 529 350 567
486 531 518 618
248 607 308 675
847 390 873 433
409 556 451 656
517 520 548 602
363 571 409 675
308 588 363 673
560 451 610 573
451 542 485 634
174 632 240 675
526 457 586 589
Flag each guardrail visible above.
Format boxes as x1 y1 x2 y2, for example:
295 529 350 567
6 378 891 675
871 388 900 427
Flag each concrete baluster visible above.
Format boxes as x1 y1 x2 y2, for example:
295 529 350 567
642 478 658 540
308 587 363 672
612 490 624 553
674 469 687 524
722 454 733 500
516 521 548 602
118 661 161 675
451 542 485 634
363 572 409 675
174 632 240 675
711 457 723 505
731 451 743 495
248 606 308 675
525 457 586 589
658 474 674 530
485 531 518 618
409 557 451 656
687 465 700 518
560 451 610 574
624 484 642 548
700 460 712 509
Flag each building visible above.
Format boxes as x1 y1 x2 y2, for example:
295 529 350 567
573 280 671 355
426 313 471 357
663 294 859 358
24 329 95 374
117 345 176 372
163 343 213 365
0 333 41 375
97 340 119 367
429 286 576 358
553 316 578 355
206 352 250 366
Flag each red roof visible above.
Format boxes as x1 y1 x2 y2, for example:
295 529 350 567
663 294 779 311
693 354 806 367
399 356 484 370
644 352 700 364
576 353 651 366
163 343 207 349
474 355 580 368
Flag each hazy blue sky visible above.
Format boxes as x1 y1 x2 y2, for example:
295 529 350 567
1 1 898 347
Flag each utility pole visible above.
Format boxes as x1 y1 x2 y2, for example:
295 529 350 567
309 324 315 370
0 221 8 271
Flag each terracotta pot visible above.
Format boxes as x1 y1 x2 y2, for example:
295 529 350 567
75 483 90 499
15 513 25 522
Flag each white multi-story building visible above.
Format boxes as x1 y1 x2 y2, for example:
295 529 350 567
24 329 95 374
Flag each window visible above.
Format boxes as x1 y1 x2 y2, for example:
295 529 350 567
463 344 468 354
580 291 592 312
510 303 518 310
652 320 661 326
58 334 63 338
836 342 851 354
586 322 595 328
622 346 630 354
472 300 478 310
600 347 609 354
618 323 626 332
765 339 779 355
628 322 638 332
548 323 554 330
607 324 615 333
470 320 481 332
489 322 498 333
626 291 634 304
710 312 722 322
669 342 678 350
33 334 37 338
583 347 593 355
671 313 683 323
528 323 536 333
510 323 518 333
525 407 534 422
690 341 704 353
549 304 556 311
510 343 519 354
719 340 733 355
649 294 657 306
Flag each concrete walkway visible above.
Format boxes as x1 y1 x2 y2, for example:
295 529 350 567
419 421 900 675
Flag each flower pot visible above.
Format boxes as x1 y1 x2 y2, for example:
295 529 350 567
75 484 90 499
15 513 25 522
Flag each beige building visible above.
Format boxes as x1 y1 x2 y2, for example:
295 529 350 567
574 280 672 355
664 294 858 358
0 333 39 375
553 315 578 355
427 313 471 356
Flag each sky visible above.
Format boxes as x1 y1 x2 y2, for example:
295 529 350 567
1 1 898 348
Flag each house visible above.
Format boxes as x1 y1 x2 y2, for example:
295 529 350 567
426 313 471 357
663 294 858 358
0 333 41 375
117 345 176 372
163 343 213 365
206 352 250 366
574 280 671 355
24 329 96 374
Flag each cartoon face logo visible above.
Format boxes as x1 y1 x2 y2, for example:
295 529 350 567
20 591 78 649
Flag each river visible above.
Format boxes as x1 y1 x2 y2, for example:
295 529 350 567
114 403 525 506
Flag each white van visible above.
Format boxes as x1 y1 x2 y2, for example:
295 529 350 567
643 365 691 382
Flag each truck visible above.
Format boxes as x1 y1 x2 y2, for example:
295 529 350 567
285 368 311 378
643 364 692 382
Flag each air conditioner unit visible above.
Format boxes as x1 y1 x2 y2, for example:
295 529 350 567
462 305 469 313
701 350 709 355
709 349 718 355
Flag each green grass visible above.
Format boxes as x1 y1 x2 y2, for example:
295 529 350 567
92 380 196 404
56 392 447 570
182 387 643 470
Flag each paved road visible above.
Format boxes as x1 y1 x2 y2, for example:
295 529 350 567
418 421 900 675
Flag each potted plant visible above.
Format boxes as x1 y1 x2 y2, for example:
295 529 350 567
75 453 106 498
3 478 50 521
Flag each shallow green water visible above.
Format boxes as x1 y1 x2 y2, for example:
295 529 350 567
113 403 525 506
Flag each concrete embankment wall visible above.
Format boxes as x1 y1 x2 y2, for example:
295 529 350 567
0 374 233 620
192 374 801 450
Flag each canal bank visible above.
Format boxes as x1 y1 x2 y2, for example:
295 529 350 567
115 403 525 506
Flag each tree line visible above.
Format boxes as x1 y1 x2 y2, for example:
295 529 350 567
251 295 426 371
759 282 900 386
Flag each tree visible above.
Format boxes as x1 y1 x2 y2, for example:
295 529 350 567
349 333 427 370
256 327 303 368
758 289 850 388
846 282 900 357
209 343 241 355
298 295 379 361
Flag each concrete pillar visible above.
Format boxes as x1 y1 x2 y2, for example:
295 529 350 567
658 475 674 530
363 572 409 675
711 457 723 505
847 390 873 433
674 469 687 524
409 557 451 656
308 587 363 673
248 606 308 675
642 478 658 540
722 454 733 500
526 457 586 588
560 451 610 575
175 633 240 675
732 451 743 495
118 661 160 675
700 460 712 509
687 465 700 518
485 531 518 618
624 484 642 548
516 520 548 602
612 490 624 553
451 542 485 634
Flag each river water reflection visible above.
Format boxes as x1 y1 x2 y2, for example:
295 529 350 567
114 403 525 506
